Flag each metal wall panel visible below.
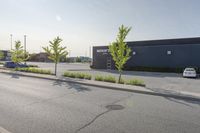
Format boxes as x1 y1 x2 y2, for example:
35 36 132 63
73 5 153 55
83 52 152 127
92 38 200 69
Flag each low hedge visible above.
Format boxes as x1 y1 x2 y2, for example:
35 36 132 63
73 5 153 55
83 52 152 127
95 75 116 83
63 71 92 80
64 72 145 87
103 76 116 83
119 78 125 84
94 75 104 81
126 79 145 87
63 72 76 78
27 64 38 67
84 74 92 80
15 67 52 75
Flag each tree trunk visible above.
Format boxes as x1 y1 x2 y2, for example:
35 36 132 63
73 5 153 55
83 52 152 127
55 62 57 76
118 71 122 83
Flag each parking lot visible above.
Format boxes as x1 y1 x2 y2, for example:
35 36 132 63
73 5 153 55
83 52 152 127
28 62 200 94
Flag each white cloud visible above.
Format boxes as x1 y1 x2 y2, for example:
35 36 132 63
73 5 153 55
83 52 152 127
56 15 62 22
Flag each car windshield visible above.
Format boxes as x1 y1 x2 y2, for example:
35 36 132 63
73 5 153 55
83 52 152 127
185 68 195 71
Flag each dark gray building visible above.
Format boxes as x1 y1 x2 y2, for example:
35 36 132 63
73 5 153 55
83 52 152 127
92 37 200 72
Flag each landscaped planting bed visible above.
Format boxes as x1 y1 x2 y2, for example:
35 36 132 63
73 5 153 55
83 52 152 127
15 67 52 75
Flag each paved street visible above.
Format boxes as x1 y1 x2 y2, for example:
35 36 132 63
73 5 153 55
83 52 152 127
28 62 200 94
0 73 200 133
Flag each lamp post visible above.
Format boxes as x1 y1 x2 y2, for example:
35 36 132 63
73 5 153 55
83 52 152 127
24 35 27 64
10 34 13 50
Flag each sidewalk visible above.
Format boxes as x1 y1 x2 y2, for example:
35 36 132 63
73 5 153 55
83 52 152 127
0 68 200 101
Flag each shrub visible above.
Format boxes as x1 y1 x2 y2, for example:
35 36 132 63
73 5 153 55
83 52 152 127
126 79 145 87
103 76 116 83
84 74 92 80
15 67 52 75
63 71 92 80
75 73 85 79
63 72 76 78
0 62 4 65
27 64 38 67
95 75 104 81
118 78 125 84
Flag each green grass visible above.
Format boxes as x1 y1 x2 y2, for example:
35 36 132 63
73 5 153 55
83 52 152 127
63 72 145 87
118 78 125 84
84 74 92 80
103 76 116 83
63 72 76 78
63 71 92 80
0 62 4 65
95 75 116 83
27 64 38 67
126 79 145 87
75 73 85 79
94 75 104 81
15 67 52 75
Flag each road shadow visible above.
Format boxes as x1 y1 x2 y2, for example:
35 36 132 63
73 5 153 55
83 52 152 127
1 71 20 79
164 97 194 108
145 87 200 107
11 73 20 79
53 79 91 92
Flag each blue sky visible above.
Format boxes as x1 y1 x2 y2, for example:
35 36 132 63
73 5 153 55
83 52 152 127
0 0 200 56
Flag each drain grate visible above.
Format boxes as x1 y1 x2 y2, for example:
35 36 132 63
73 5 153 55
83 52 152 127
105 104 124 110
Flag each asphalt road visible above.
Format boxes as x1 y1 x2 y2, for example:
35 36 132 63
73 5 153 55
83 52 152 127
0 73 200 133
28 62 200 94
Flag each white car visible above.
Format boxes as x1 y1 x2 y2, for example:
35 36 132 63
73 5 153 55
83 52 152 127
183 68 197 78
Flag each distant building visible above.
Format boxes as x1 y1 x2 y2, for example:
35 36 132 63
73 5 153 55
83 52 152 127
29 52 51 62
0 50 11 61
79 56 91 62
66 57 76 63
28 52 67 62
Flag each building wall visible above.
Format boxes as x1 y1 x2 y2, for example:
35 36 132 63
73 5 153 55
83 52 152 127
127 44 200 68
93 46 114 69
92 43 200 69
0 50 11 61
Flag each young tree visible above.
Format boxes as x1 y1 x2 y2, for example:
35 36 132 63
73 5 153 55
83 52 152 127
43 36 68 75
0 51 4 60
11 41 28 63
109 25 132 83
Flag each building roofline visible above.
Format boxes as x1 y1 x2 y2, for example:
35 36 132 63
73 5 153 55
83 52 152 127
93 37 200 48
126 37 200 46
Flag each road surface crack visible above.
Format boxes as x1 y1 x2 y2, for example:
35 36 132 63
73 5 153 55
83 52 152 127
75 94 133 133
75 110 110 133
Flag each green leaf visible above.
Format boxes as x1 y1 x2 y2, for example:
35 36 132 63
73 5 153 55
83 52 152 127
108 25 132 82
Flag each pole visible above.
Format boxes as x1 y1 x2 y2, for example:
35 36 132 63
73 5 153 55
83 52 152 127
24 35 27 64
89 46 91 58
69 50 71 57
10 34 12 50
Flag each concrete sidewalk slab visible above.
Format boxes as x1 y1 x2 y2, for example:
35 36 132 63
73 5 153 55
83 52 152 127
0 69 200 101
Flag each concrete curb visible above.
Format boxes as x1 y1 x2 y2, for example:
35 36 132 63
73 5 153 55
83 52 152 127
1 70 200 102
0 126 11 133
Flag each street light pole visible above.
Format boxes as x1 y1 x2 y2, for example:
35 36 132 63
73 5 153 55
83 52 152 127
10 34 13 50
24 35 27 64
